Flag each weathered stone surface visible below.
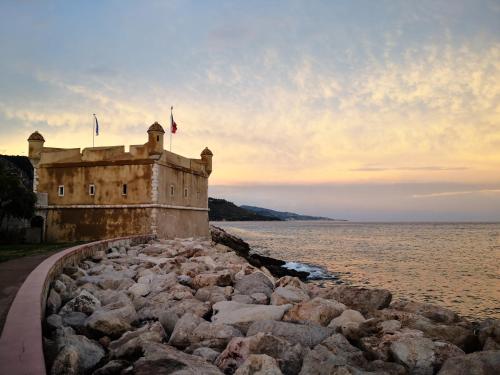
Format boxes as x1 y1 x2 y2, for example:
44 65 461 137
216 333 303 375
391 300 459 324
247 320 334 348
298 340 365 375
46 314 63 331
133 342 223 374
212 301 291 330
51 330 105 375
232 294 254 304
329 309 366 338
234 354 283 375
47 289 62 315
195 285 232 304
234 272 275 297
275 276 307 289
61 312 88 333
128 282 151 298
168 313 205 348
190 321 244 351
437 350 500 375
93 360 129 375
477 319 500 349
86 311 131 338
359 328 425 362
192 270 233 289
251 292 269 305
316 285 392 313
283 297 346 326
270 286 310 305
109 321 165 359
192 347 220 363
60 290 101 315
379 319 401 334
390 336 435 374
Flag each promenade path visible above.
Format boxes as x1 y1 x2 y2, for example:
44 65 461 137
0 252 59 334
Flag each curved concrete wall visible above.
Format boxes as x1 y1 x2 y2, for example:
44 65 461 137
0 234 155 375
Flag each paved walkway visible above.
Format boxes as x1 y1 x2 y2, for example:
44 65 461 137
0 252 57 335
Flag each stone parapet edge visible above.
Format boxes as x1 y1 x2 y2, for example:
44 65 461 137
0 234 155 375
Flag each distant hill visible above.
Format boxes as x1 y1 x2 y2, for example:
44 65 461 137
208 197 345 221
208 198 281 221
241 205 343 221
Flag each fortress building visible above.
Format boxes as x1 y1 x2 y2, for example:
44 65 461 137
27 123 213 242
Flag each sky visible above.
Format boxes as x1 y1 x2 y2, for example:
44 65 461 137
0 0 499 220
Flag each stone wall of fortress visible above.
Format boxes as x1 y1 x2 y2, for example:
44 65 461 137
28 123 212 242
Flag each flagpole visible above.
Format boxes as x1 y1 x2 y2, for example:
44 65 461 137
170 106 173 152
92 114 95 147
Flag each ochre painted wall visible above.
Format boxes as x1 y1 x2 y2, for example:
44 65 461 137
156 163 208 208
38 163 153 205
45 208 152 242
154 208 209 238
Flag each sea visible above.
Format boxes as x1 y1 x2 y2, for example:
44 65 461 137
212 221 500 320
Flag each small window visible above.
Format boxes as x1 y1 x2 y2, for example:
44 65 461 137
89 184 95 196
170 184 175 196
156 135 159 141
184 188 188 198
58 185 64 197
122 184 128 195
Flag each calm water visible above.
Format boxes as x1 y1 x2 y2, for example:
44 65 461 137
213 221 500 320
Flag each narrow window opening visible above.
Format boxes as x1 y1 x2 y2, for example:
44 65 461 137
156 135 159 141
58 185 64 197
122 184 128 195
170 185 175 197
89 184 95 196
184 188 188 198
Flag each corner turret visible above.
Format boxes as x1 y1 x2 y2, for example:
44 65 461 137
28 131 45 161
201 147 213 176
147 122 165 154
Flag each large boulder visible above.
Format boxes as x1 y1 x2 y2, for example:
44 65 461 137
270 286 310 305
247 320 334 348
109 321 165 359
85 293 137 338
299 345 362 375
437 350 500 375
390 336 465 375
46 289 62 315
316 285 392 313
195 285 233 304
390 300 459 324
328 309 366 339
192 270 233 289
234 272 275 297
477 319 500 350
133 342 223 374
283 297 346 326
51 330 105 375
212 301 291 330
60 290 101 315
168 313 205 348
234 354 283 375
216 333 303 375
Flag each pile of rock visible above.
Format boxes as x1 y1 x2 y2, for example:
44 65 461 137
43 235 500 374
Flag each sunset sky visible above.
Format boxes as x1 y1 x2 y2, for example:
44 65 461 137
1 1 499 220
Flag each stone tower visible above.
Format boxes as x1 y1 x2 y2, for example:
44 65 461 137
147 122 165 154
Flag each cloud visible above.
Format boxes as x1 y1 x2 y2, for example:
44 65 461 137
351 166 469 172
412 189 500 198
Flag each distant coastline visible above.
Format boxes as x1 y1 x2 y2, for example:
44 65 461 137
208 197 347 222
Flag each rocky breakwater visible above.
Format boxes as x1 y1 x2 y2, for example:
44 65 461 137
42 231 500 374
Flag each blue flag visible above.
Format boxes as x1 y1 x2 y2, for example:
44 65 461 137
93 114 99 136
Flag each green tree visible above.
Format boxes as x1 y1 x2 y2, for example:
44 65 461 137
0 164 36 229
